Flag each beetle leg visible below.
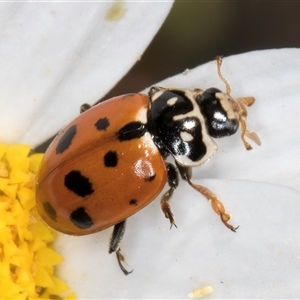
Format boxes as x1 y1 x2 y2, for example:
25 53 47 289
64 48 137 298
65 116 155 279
177 164 238 232
80 103 92 113
108 220 133 275
160 162 179 229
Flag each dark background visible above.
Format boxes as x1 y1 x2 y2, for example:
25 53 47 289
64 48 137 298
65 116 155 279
36 1 300 151
104 1 300 99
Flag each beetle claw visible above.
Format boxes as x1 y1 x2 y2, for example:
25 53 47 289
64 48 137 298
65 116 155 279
116 249 133 276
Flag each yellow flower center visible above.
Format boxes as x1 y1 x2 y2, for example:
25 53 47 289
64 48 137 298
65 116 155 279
0 144 76 300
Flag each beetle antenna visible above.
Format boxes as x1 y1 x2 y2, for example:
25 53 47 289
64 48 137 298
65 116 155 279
216 56 231 95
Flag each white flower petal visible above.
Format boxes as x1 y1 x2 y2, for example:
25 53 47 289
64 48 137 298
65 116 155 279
54 49 300 298
0 2 173 146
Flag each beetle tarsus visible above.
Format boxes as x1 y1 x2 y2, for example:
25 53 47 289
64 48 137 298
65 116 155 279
220 213 239 232
161 188 177 229
116 249 133 276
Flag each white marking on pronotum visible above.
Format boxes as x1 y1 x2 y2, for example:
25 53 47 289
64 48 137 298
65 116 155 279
167 96 178 106
180 131 193 142
215 92 239 120
172 89 217 167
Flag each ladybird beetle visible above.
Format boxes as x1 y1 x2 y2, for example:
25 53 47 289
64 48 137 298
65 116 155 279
36 57 260 275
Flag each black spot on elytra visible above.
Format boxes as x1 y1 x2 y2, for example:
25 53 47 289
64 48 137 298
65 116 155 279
144 173 156 182
56 125 77 154
104 151 118 167
95 117 110 131
70 207 94 229
43 202 57 221
129 199 138 206
118 121 147 141
64 170 94 197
